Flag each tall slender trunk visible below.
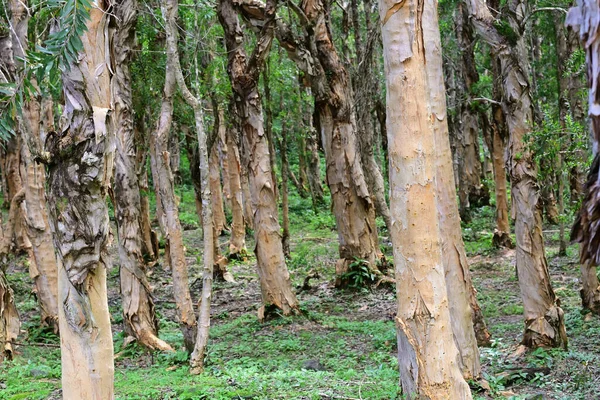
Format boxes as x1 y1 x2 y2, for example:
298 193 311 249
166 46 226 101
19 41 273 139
263 62 279 200
10 0 59 332
467 0 567 348
149 11 197 349
218 0 298 318
429 3 490 370
160 0 216 371
112 0 172 352
280 121 291 259
0 189 24 363
303 94 324 206
184 125 232 281
380 0 473 396
210 107 227 235
225 107 247 258
352 0 392 234
46 2 115 396
136 120 159 261
567 2 600 314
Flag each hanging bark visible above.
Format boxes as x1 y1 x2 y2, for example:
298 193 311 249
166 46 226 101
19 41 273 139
218 0 299 318
567 1 600 315
380 0 473 396
111 0 173 352
216 102 233 211
45 1 115 396
9 0 59 332
225 106 247 258
0 189 24 363
149 5 197 350
467 0 567 348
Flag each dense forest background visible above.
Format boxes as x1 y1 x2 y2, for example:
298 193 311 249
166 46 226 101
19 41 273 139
1 0 600 398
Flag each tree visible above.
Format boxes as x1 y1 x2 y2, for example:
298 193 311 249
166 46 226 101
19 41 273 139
218 0 299 318
111 0 173 352
45 0 115 396
466 0 567 348
149 0 197 351
568 0 600 314
380 0 473 396
9 0 59 332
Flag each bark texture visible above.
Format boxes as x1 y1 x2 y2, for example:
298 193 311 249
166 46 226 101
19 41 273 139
303 0 381 280
568 1 600 314
225 111 247 258
111 0 172 352
218 0 299 317
467 0 567 348
46 2 115 396
0 189 24 363
379 0 473 396
427 3 488 374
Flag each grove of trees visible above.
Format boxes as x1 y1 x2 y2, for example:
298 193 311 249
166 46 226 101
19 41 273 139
1 0 600 398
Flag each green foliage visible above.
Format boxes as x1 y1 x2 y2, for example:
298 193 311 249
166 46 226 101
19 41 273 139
342 257 377 288
493 20 519 46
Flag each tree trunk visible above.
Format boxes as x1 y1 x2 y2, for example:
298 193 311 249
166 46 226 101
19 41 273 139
455 5 487 223
111 0 173 352
467 0 567 349
9 0 59 332
218 0 299 318
489 105 513 248
303 0 381 282
429 3 490 370
169 128 181 185
380 0 473 396
210 107 227 235
280 121 291 259
149 15 197 350
136 120 159 261
567 2 600 315
304 96 325 206
0 189 24 363
46 2 115 396
225 108 247 258
352 0 393 234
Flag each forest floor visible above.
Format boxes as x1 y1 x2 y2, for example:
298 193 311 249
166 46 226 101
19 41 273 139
1 188 599 399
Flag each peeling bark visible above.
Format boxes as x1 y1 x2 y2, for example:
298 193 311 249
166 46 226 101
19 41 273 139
210 107 228 235
9 0 59 332
467 0 567 348
111 0 173 352
380 0 473 396
218 0 299 317
0 189 24 363
225 105 247 258
568 1 600 315
427 3 488 375
46 2 115 396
